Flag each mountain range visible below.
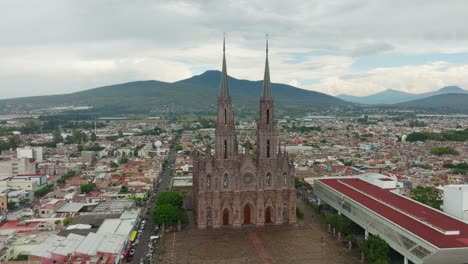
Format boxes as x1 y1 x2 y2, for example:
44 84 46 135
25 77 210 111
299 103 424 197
337 86 468 104
0 71 467 116
0 71 347 116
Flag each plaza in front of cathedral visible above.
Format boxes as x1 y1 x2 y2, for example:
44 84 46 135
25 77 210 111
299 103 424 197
158 198 362 264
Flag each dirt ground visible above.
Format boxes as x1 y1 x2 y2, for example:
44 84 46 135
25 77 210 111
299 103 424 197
158 198 362 264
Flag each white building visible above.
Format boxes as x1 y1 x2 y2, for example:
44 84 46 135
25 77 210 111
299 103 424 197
16 146 43 162
0 158 36 180
443 185 468 222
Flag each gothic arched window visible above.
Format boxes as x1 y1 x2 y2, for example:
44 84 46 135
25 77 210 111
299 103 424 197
207 174 211 188
207 206 212 220
283 172 287 185
266 139 270 158
266 173 271 186
224 140 227 159
266 109 270 124
223 174 229 188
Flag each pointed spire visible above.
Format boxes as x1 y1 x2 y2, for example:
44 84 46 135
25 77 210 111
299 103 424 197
219 33 230 99
262 34 272 99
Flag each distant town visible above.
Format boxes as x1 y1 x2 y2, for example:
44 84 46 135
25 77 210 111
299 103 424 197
0 110 466 263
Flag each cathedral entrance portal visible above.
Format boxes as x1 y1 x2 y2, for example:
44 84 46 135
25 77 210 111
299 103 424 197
223 209 229 225
243 205 251 224
265 207 272 223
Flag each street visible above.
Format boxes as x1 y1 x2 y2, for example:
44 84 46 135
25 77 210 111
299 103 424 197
130 146 178 264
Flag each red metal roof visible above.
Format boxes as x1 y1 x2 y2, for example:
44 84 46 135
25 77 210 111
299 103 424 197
319 178 468 249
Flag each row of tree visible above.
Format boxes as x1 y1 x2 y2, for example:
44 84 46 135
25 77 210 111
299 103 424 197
56 170 77 185
151 192 187 226
34 184 54 197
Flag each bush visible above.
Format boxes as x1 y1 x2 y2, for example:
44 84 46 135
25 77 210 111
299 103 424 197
63 216 73 226
359 236 390 264
296 207 305 220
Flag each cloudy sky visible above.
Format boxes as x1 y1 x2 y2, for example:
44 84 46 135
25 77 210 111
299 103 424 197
1 0 468 99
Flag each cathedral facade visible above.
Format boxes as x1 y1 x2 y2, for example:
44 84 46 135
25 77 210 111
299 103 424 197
193 39 296 229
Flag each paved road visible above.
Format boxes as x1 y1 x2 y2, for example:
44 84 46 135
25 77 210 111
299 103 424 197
130 144 178 264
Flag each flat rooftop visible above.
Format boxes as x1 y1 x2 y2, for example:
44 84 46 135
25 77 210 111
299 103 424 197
319 178 468 249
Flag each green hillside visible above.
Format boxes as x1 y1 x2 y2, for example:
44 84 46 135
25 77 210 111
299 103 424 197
0 70 349 116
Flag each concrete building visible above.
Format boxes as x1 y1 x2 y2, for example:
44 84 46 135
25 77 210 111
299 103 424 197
0 158 36 180
314 175 468 264
81 151 96 165
443 185 468 221
17 146 43 162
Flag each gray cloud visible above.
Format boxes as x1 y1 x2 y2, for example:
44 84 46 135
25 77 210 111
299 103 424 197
1 0 468 98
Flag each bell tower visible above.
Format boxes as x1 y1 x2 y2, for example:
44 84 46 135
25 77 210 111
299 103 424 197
257 37 277 161
215 36 238 160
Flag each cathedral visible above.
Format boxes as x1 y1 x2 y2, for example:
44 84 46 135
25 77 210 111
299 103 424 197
193 38 296 229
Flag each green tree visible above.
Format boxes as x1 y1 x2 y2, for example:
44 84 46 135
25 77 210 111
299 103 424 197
118 131 124 137
8 135 20 149
243 141 253 150
156 192 183 208
175 145 183 151
62 216 73 226
80 183 95 194
19 198 29 206
325 214 357 236
7 201 16 209
360 235 390 264
411 186 442 210
34 184 54 197
81 133 88 143
90 132 97 142
296 208 305 220
71 129 82 144
120 185 128 193
294 177 303 188
53 129 63 143
430 146 459 156
119 153 129 164
110 161 119 168
151 204 180 226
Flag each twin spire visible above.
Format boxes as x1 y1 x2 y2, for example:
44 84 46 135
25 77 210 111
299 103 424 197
219 35 272 100
219 36 230 99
